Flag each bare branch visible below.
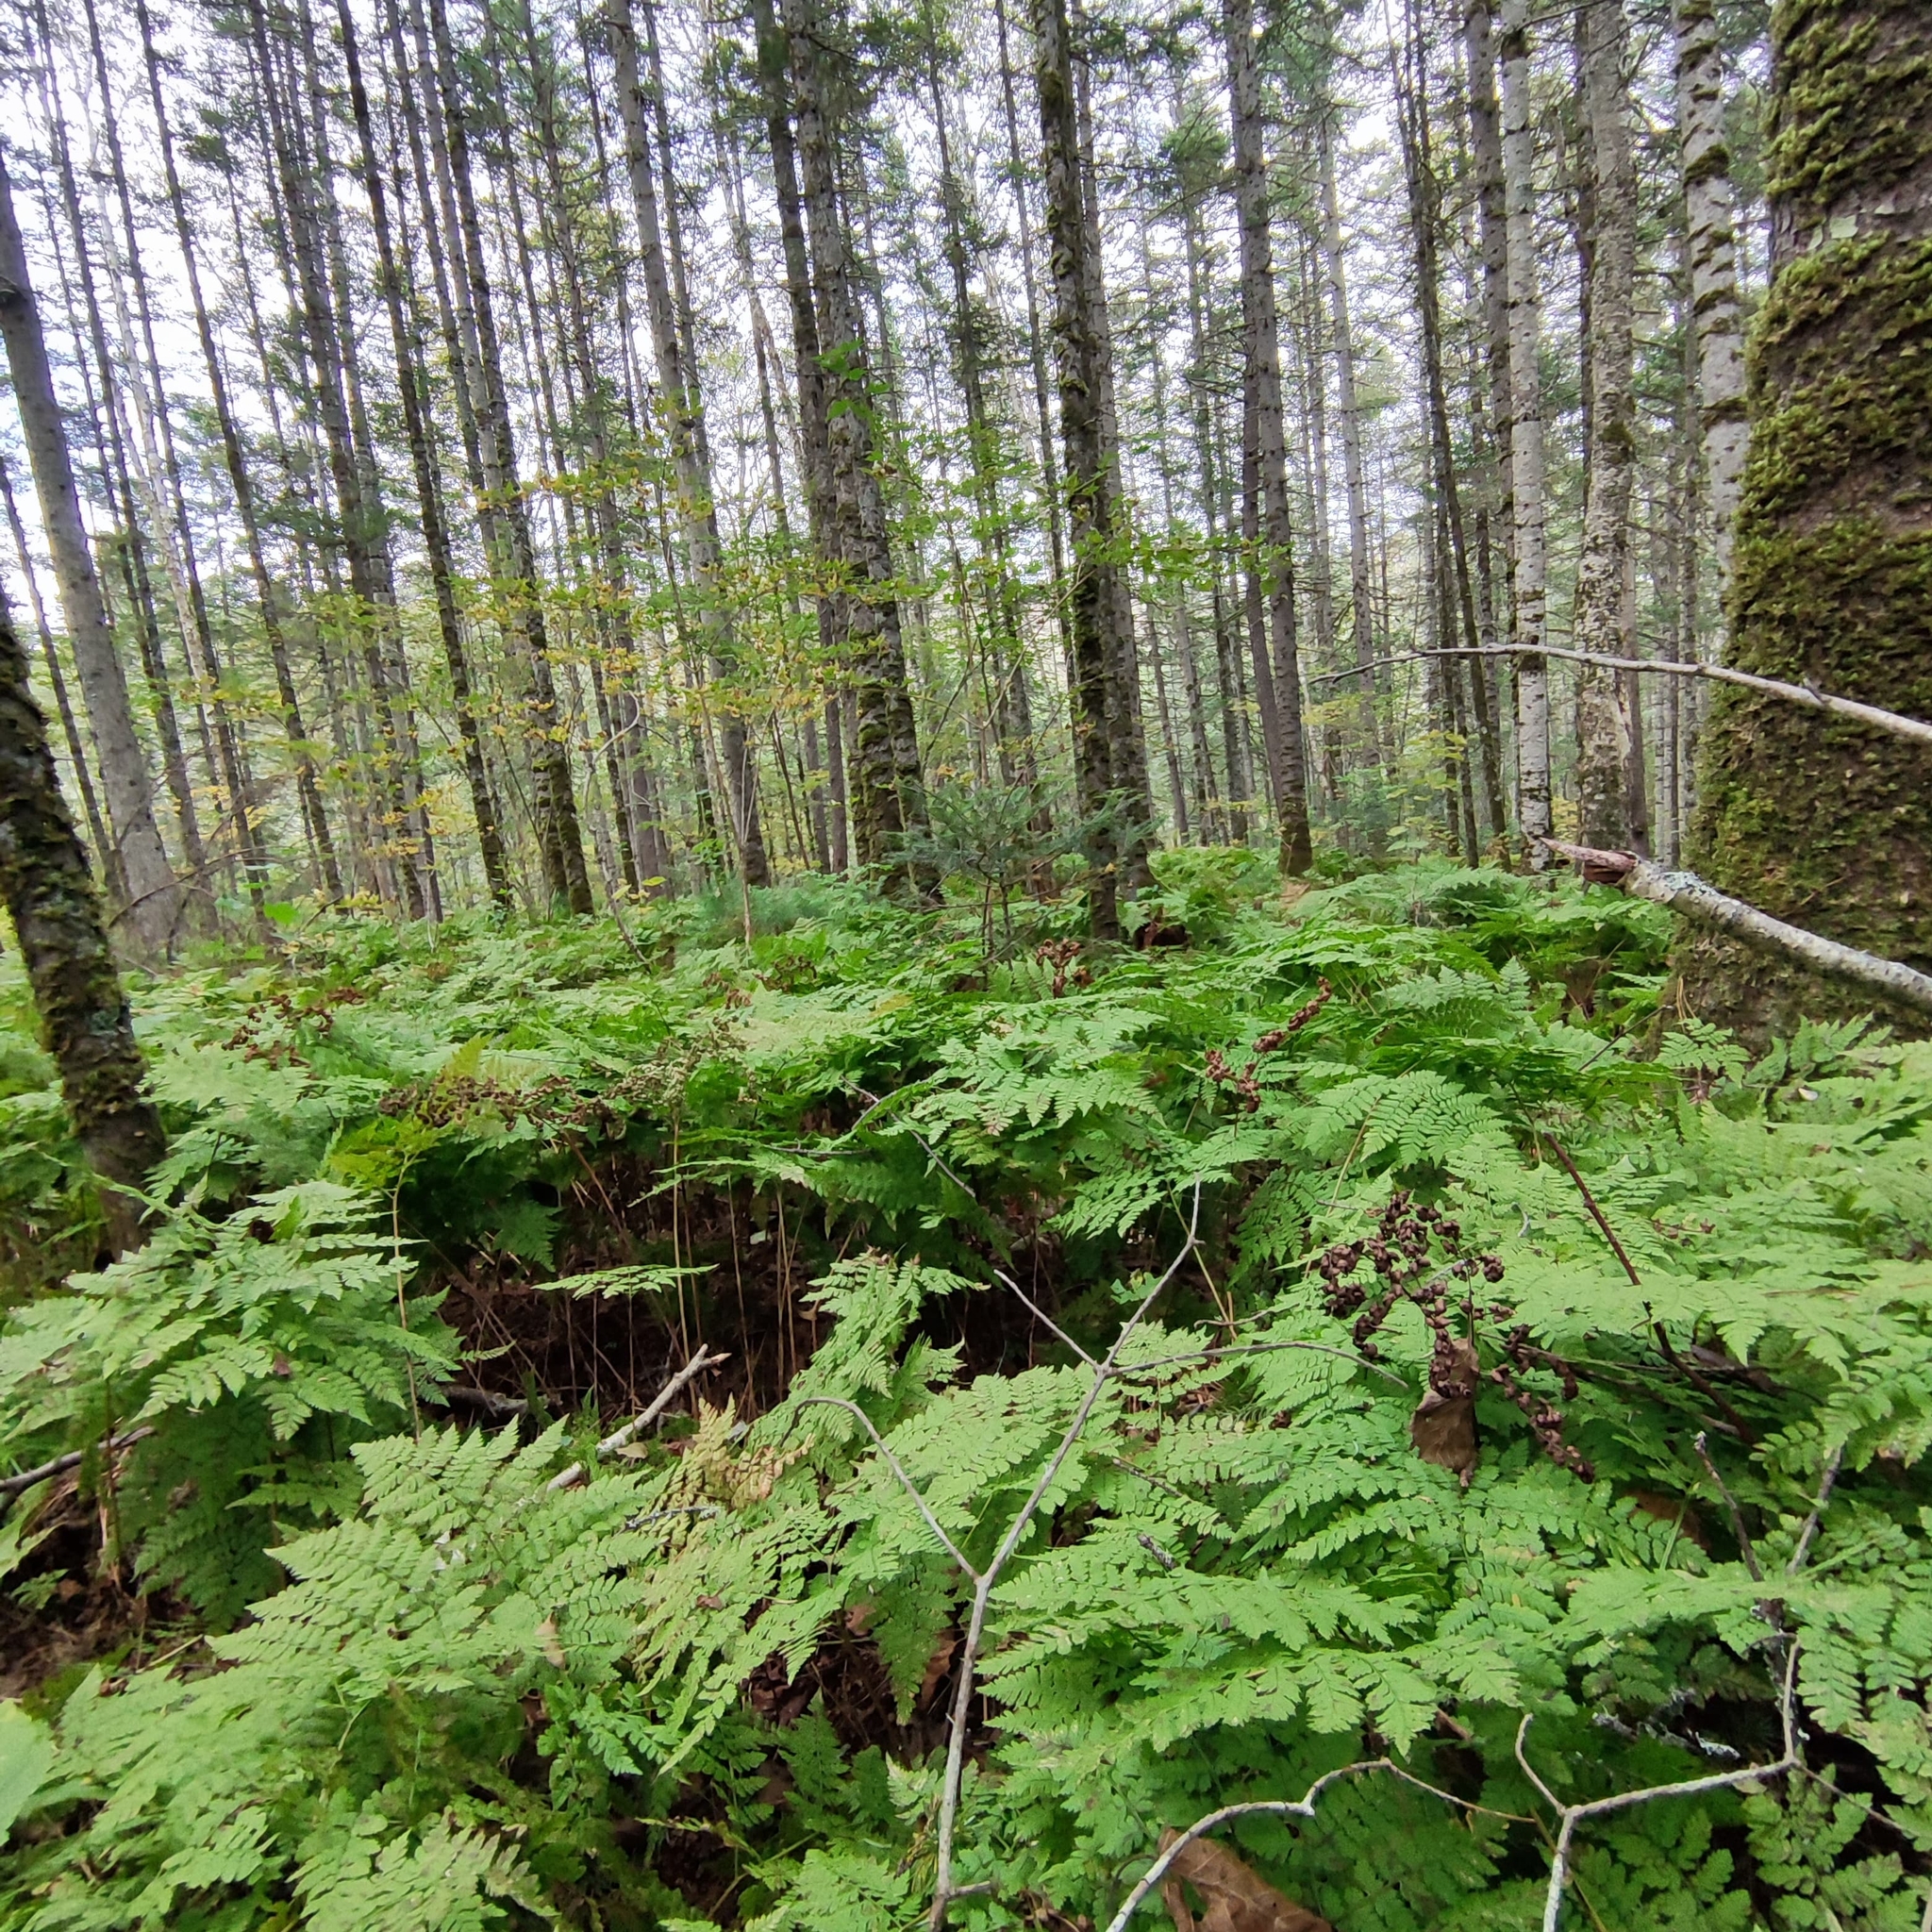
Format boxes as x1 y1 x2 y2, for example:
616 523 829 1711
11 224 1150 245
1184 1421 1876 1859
1693 1430 1765 1583
0 1424 155 1500
1531 1643 1804 1930
1311 643 1932 750
1097 1763 1532 1932
1115 1336 1409 1388
1787 1446 1843 1575
794 1396 979 1579
1542 840 1932 1019
929 1184 1205 1930
993 1266 1099 1368
548 1345 722 1491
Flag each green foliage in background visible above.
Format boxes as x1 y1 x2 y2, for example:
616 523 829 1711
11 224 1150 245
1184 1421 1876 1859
2 862 1931 1930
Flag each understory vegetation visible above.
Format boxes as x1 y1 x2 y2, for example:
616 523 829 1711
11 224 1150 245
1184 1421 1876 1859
4 860 1932 1930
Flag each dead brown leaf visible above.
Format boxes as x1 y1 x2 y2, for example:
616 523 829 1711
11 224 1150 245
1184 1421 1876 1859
1158 1830 1332 1932
1409 1336 1480 1483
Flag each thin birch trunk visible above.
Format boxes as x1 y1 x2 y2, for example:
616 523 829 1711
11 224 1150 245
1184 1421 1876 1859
1573 0 1641 851
0 153 178 956
1673 0 1748 609
1499 0 1552 858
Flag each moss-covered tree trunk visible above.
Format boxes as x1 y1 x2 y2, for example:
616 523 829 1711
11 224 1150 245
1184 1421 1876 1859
0 595 163 1257
1683 0 1932 1035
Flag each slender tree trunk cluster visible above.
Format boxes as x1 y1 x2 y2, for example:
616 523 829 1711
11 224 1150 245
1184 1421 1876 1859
0 0 1917 1044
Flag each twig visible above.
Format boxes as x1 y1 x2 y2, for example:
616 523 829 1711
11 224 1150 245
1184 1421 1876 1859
927 1184 1206 1931
1114 1336 1410 1388
1540 1134 1757 1442
438 1385 529 1420
1538 1135 1641 1287
1098 1764 1534 1932
1311 643 1932 751
547 1346 721 1491
1692 1431 1765 1583
0 1424 155 1499
1787 1446 1843 1575
794 1397 979 1577
993 1267 1098 1368
1526 1643 1804 1932
1542 840 1932 1020
849 1082 980 1204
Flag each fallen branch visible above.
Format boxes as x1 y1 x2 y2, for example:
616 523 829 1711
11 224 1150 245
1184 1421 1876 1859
1313 644 1932 750
1542 840 1932 1019
547 1345 722 1491
925 1184 1207 1930
1099 1765 1533 1932
0 1424 155 1499
1523 1642 1803 1932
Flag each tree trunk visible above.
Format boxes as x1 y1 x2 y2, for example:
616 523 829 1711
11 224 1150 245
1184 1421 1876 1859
779 0 931 890
1396 11 1506 847
0 591 163 1253
1573 0 1641 850
1036 0 1120 937
1224 0 1311 874
608 0 769 890
1683 0 1932 1037
994 0 1075 691
135 0 341 906
751 0 850 880
417 0 590 912
1317 114 1382 775
0 154 179 957
1 449 114 883
1498 0 1553 858
1179 162 1248 842
1673 0 1749 608
86 0 270 927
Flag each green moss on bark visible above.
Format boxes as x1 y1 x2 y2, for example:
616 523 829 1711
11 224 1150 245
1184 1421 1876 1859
0 597 163 1250
1686 0 1932 1038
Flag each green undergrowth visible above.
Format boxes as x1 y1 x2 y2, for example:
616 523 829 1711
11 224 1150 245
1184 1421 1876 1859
2 858 1931 1930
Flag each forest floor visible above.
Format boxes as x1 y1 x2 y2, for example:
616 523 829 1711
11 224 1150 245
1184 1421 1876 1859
3 855 1930 1931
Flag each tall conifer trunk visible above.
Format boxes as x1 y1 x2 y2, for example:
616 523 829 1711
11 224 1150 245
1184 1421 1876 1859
1036 0 1120 937
1224 0 1311 874
1674 0 1749 605
1573 0 1642 850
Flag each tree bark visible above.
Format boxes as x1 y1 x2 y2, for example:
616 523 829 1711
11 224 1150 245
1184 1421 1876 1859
608 0 770 890
1683 0 1932 1037
420 0 591 912
0 153 179 957
1036 0 1120 937
1317 113 1382 776
1673 0 1749 608
134 0 341 904
1224 0 1311 874
1498 0 1553 858
1573 0 1642 851
779 0 931 890
0 591 163 1253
